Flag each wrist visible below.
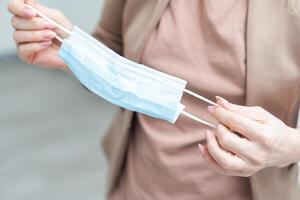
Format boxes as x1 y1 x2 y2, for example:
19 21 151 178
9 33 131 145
286 127 300 165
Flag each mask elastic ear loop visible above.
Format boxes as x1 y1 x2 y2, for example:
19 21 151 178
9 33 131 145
181 110 215 128
24 4 72 43
184 89 218 106
181 89 217 128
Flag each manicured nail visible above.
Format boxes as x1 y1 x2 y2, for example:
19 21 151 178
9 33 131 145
24 8 36 18
44 21 56 29
43 31 56 39
216 96 229 105
198 144 204 155
40 41 52 47
207 106 215 114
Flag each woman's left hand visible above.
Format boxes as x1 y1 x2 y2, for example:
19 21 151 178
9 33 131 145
198 96 299 177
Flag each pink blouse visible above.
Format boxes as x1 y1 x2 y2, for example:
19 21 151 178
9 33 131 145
111 0 252 199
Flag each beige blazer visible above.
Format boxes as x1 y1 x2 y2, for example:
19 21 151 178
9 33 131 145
92 0 300 199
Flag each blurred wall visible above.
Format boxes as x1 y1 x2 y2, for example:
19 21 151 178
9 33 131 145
0 1 110 199
0 0 104 56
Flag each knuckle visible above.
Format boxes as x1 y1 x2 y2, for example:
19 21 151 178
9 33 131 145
16 47 21 55
13 31 19 42
215 124 223 137
253 106 266 114
262 134 276 149
33 31 42 39
53 9 64 18
16 48 26 63
218 133 229 148
16 45 24 55
57 10 64 18
33 18 43 27
216 123 223 133
229 115 240 128
213 107 221 117
219 158 232 169
17 54 26 63
17 48 31 64
11 16 17 27
7 1 14 12
251 153 265 166
9 1 18 13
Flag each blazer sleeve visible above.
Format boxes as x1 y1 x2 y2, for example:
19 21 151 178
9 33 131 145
92 0 127 55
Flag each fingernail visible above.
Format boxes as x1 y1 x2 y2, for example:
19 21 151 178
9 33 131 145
44 21 56 29
43 31 56 39
198 144 204 155
40 41 52 47
24 8 36 18
216 96 229 105
207 106 215 114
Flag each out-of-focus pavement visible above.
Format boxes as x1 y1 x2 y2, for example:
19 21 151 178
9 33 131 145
0 55 117 200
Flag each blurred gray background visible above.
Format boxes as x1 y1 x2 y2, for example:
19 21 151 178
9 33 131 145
0 0 119 200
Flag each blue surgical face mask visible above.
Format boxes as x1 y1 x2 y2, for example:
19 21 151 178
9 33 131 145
25 5 216 128
59 26 187 123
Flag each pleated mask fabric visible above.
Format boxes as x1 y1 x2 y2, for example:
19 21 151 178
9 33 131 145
58 27 187 123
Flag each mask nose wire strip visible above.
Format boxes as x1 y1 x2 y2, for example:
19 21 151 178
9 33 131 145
181 110 215 128
184 89 218 106
24 4 72 43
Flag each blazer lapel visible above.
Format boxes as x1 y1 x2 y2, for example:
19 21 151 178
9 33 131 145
124 0 170 62
135 0 170 62
247 0 300 199
246 0 300 124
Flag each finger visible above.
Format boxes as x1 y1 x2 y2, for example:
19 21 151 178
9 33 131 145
12 16 56 30
214 124 259 163
200 144 230 175
7 0 36 18
216 96 273 122
201 145 249 177
208 105 265 142
33 3 73 37
17 41 52 62
206 130 249 171
14 30 56 44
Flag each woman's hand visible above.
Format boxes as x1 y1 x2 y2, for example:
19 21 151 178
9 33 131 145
198 96 300 177
8 0 73 69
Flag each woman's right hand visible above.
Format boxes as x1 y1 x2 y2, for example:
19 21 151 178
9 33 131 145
8 0 73 69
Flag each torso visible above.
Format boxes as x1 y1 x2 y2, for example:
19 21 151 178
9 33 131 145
112 0 252 199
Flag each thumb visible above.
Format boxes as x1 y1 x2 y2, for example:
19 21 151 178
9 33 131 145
32 3 72 37
8 0 35 18
33 3 61 19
